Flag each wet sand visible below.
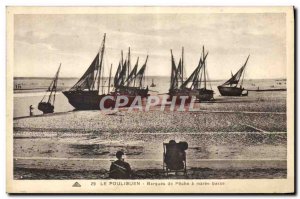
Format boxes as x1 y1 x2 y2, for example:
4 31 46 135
13 91 287 179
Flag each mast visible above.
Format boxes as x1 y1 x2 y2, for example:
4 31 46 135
203 46 206 89
133 57 139 87
108 64 112 93
101 58 105 94
170 49 174 91
97 33 106 92
121 50 124 68
142 55 148 88
240 55 250 87
127 47 131 78
47 63 61 104
181 47 184 85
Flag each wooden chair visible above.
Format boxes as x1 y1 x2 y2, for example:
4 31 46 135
163 141 188 176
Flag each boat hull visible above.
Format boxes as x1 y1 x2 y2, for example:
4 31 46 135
168 89 192 104
62 90 115 110
218 86 244 96
196 89 214 101
117 86 149 98
38 102 54 114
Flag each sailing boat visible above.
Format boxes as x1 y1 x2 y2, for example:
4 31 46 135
218 55 250 96
178 46 212 101
150 79 156 87
195 46 214 101
114 47 149 98
168 47 192 103
38 64 61 114
63 33 115 110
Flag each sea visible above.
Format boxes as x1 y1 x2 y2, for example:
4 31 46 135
13 77 286 118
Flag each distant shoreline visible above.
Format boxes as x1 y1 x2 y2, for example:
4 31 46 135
14 76 287 82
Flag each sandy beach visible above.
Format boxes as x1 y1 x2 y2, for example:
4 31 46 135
13 91 287 179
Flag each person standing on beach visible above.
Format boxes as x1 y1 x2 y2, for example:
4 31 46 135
109 151 132 179
29 105 34 116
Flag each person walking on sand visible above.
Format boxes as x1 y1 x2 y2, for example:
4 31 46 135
109 151 132 179
29 105 34 116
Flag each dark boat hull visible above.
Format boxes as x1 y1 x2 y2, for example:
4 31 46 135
196 89 214 101
38 102 54 114
62 90 115 110
116 86 149 98
168 89 192 104
218 86 244 96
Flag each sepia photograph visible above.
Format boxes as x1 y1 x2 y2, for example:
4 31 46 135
6 6 294 193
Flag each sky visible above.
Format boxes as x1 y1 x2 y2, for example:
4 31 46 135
14 13 287 79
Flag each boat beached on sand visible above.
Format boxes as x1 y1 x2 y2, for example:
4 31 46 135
191 46 214 101
218 55 250 96
113 47 149 99
168 46 214 103
63 34 115 110
38 63 61 114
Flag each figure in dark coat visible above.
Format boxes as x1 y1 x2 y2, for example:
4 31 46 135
109 151 132 179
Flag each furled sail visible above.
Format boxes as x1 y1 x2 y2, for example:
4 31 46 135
70 33 106 91
126 57 139 86
222 55 250 86
70 53 99 91
114 62 122 87
136 55 148 88
177 58 183 84
170 50 178 91
41 64 61 105
180 52 208 89
119 60 128 87
170 48 185 91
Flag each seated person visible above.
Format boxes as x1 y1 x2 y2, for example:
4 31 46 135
109 151 132 179
165 140 185 170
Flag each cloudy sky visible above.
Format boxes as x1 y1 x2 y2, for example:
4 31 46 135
14 13 286 79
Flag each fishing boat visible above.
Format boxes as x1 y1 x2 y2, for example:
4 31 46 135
195 46 214 101
113 47 149 99
38 64 61 114
218 55 250 96
150 79 156 87
168 47 192 103
178 46 213 102
62 34 115 110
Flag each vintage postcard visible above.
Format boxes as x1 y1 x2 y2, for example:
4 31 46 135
6 6 294 193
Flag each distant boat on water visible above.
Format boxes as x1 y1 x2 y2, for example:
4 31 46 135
38 63 61 114
150 79 156 87
217 55 250 96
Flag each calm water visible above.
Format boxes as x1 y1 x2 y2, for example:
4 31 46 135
13 77 286 118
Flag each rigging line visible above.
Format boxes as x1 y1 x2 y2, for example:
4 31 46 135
203 47 207 89
240 55 250 87
97 33 106 92
205 63 212 90
52 64 61 105
101 51 106 94
40 89 48 102
40 78 54 102
47 67 59 104
92 54 99 91
108 64 112 93
145 53 148 88
181 47 184 85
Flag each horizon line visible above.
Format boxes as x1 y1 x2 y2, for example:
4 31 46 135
14 76 287 80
